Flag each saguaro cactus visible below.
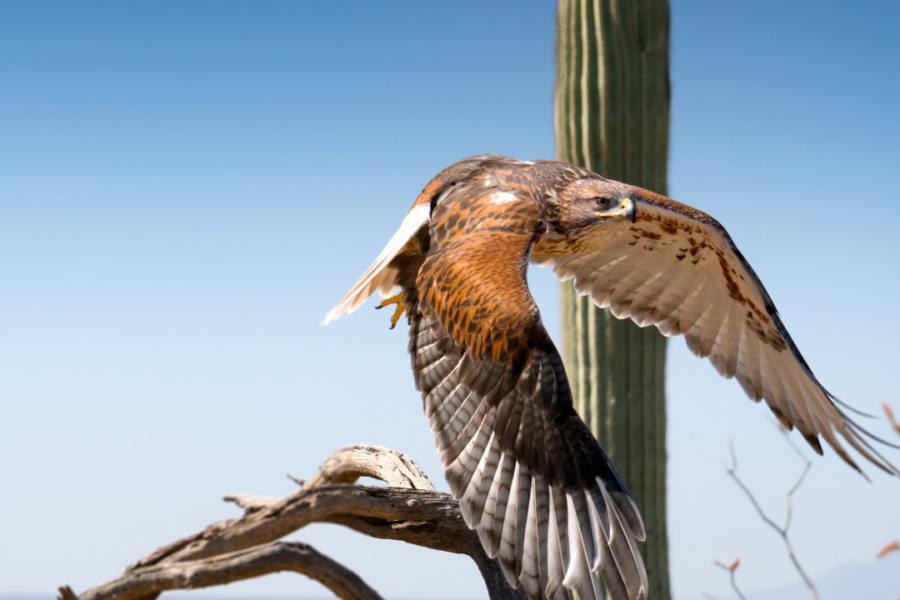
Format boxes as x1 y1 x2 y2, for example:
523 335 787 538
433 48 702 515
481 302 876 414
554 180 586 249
555 1 671 598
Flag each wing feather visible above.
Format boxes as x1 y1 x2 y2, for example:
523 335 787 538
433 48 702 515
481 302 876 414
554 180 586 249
566 491 598 576
564 492 604 599
407 180 649 599
460 430 501 527
323 203 430 324
519 479 542 597
547 487 570 598
479 450 517 556
709 299 740 378
445 403 494 496
533 191 898 476
497 461 527 582
629 263 677 325
693 278 726 358
533 476 552 597
734 320 762 402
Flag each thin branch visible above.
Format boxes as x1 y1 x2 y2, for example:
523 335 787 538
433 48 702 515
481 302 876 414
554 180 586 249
713 559 746 600
876 540 899 559
727 432 819 600
883 402 900 434
225 494 281 512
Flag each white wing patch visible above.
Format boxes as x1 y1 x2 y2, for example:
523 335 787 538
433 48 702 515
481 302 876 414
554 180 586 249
322 202 430 324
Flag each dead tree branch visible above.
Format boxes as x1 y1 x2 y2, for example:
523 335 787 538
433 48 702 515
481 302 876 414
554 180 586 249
727 430 819 600
712 559 746 600
60 542 382 600
877 540 899 559
301 443 436 490
883 402 900 435
59 444 525 600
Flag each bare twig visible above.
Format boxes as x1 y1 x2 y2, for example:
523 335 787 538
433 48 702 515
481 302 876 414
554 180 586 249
877 540 899 559
60 444 525 600
883 402 900 434
224 494 281 512
875 405 898 585
713 558 746 600
726 430 819 600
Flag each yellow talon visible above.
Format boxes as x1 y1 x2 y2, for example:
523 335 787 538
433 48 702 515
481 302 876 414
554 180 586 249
375 292 408 330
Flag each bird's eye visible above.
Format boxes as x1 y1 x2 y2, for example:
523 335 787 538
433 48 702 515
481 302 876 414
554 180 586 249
595 197 611 208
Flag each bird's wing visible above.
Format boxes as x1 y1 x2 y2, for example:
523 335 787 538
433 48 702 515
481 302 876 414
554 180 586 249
323 154 505 324
413 184 648 600
321 201 430 324
532 185 898 476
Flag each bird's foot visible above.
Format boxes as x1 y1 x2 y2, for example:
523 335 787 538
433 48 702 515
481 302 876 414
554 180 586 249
375 292 407 330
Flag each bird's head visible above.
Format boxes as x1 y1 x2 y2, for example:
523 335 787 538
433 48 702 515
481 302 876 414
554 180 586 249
549 177 637 234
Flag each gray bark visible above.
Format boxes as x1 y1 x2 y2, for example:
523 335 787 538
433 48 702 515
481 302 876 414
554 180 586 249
59 444 525 600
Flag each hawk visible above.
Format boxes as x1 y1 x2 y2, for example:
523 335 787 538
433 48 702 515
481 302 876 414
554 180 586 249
324 155 897 600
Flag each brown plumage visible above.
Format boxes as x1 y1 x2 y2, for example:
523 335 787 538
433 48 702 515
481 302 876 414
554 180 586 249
325 155 898 600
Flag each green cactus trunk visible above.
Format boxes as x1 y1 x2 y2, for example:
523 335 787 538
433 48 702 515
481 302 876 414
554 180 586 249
554 1 672 598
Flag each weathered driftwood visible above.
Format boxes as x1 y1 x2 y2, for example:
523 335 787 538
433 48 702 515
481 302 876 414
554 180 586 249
58 444 525 600
59 542 383 600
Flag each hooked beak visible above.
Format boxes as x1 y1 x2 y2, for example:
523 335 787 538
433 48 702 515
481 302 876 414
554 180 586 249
596 197 637 223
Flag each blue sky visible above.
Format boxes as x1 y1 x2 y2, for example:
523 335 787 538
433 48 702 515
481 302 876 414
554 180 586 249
0 1 898 598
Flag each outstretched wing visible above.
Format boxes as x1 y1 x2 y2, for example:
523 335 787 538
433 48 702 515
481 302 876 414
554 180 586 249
412 179 648 600
532 185 898 476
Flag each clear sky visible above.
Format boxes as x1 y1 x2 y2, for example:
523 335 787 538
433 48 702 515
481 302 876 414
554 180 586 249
1 1 898 599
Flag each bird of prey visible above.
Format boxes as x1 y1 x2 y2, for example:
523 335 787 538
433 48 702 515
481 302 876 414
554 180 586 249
324 155 897 600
